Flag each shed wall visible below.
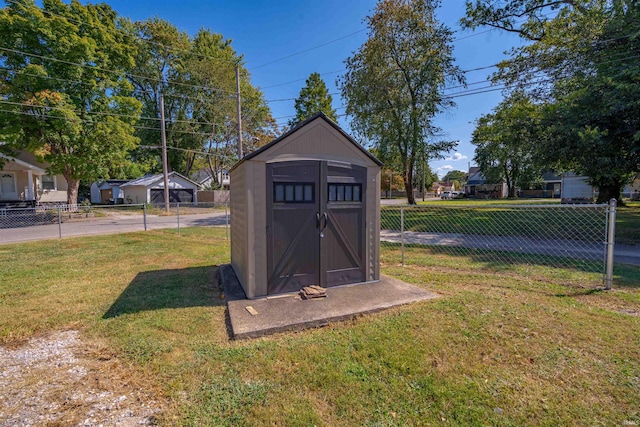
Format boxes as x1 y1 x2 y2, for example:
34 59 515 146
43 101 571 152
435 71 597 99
230 165 249 295
251 120 371 167
230 116 381 299
250 162 268 297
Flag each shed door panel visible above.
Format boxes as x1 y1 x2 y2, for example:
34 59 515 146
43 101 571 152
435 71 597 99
322 163 366 286
267 161 366 294
267 161 320 294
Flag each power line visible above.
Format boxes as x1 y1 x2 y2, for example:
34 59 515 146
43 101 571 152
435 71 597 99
261 69 345 89
249 28 368 71
0 46 238 95
0 99 224 127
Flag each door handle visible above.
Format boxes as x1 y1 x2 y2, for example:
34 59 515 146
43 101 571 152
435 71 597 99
316 212 321 228
321 212 328 231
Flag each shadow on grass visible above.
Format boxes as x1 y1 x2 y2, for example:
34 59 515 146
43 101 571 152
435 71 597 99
103 265 224 318
553 288 605 297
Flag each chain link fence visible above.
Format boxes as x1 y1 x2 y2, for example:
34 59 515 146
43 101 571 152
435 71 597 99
0 202 229 244
1 199 623 288
380 201 617 288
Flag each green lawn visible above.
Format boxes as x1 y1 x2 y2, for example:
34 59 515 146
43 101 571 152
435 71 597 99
1 227 639 425
394 199 640 245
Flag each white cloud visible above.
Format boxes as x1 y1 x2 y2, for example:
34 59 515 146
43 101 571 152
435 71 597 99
446 152 468 161
436 165 453 178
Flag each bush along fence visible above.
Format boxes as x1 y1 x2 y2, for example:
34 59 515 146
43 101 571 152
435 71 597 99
380 199 618 289
0 202 230 243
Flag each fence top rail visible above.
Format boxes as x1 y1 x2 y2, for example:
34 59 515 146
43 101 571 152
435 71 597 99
391 203 610 209
0 203 147 212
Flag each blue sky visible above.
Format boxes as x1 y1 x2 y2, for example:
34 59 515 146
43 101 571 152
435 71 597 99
106 0 525 178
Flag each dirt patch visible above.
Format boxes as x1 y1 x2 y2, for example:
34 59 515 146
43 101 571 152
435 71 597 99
0 330 163 426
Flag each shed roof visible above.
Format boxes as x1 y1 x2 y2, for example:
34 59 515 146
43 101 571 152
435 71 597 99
121 171 200 188
98 179 130 189
230 112 382 172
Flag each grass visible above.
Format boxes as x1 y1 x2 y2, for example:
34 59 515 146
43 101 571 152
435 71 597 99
1 227 639 425
389 199 640 245
616 200 640 245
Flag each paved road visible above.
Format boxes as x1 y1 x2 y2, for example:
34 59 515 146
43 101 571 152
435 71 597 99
0 211 229 244
380 230 640 266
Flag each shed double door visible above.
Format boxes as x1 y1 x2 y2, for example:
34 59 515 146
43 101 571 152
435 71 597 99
267 160 366 295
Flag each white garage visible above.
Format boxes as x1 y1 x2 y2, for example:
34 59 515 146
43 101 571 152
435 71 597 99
120 172 200 205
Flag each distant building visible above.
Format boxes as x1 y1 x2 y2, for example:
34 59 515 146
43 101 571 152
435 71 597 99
0 150 67 206
191 168 230 189
90 179 131 204
464 168 508 198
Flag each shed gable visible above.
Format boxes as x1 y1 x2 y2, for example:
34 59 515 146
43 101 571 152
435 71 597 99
253 120 370 166
231 113 381 171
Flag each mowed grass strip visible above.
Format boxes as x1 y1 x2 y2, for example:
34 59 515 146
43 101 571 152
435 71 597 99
409 198 640 244
0 228 638 425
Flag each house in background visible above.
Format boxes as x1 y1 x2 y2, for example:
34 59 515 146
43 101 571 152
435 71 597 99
89 179 131 204
120 172 201 204
431 181 456 197
464 168 508 198
0 151 67 206
191 168 230 190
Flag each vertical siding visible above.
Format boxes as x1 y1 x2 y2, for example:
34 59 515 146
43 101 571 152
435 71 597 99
230 164 248 295
251 161 268 297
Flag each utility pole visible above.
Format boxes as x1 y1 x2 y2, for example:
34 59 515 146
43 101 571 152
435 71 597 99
422 152 427 202
160 94 170 212
235 65 243 159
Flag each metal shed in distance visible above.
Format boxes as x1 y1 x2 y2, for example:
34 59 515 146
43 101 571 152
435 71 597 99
230 113 383 299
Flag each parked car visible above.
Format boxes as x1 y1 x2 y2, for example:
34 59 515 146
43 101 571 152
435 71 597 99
441 191 452 199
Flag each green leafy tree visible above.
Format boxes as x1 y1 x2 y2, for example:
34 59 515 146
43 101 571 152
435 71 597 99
462 0 640 203
339 0 465 204
0 0 141 204
289 72 337 127
130 19 276 181
471 92 542 198
442 170 467 183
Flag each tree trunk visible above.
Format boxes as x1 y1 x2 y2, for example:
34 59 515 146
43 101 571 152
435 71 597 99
596 183 623 205
64 175 80 210
404 169 415 205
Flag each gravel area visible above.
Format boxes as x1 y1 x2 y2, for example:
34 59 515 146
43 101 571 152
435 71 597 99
0 330 163 426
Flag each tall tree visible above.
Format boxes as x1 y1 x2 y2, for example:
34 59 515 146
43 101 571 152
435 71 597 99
0 0 141 205
289 72 337 127
462 0 640 203
339 0 465 204
129 19 276 180
471 92 543 198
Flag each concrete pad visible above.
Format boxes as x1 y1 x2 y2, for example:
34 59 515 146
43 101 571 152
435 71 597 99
219 264 439 340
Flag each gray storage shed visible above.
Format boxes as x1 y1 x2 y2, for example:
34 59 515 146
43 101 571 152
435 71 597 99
230 113 383 299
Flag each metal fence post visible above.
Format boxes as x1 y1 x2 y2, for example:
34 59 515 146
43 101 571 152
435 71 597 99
177 203 180 235
143 204 147 231
58 206 62 238
225 201 229 240
401 205 405 266
605 198 617 290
